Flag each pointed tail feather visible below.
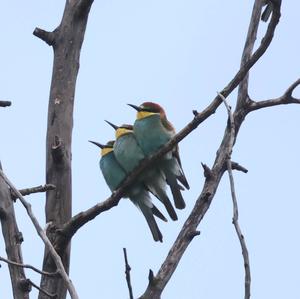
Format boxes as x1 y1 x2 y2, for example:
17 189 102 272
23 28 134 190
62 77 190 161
177 173 190 190
172 149 190 190
152 204 168 222
162 166 186 210
139 202 163 242
146 181 178 221
154 185 178 220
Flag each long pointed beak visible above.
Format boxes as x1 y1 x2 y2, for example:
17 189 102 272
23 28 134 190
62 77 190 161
89 140 104 149
127 103 141 111
105 120 119 130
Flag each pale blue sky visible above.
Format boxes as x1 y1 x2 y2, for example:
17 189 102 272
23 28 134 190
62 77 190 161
1 1 300 298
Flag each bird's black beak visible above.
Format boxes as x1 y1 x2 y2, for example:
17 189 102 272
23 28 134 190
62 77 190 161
127 103 141 112
89 140 104 149
105 120 119 130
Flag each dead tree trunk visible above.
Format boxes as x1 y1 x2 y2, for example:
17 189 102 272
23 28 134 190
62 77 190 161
0 162 30 299
33 1 94 298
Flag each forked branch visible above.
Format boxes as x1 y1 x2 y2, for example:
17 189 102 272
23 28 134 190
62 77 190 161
0 170 79 299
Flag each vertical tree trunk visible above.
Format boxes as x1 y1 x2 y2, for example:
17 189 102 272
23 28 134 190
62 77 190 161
35 1 94 298
0 162 30 299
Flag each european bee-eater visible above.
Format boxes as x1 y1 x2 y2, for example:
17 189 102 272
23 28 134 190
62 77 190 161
128 102 189 209
105 121 178 221
89 140 166 242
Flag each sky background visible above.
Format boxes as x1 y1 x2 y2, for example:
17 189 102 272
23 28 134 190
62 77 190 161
1 1 300 298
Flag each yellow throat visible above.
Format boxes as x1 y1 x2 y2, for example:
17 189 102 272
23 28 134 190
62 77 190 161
115 127 132 139
137 111 158 120
101 147 113 157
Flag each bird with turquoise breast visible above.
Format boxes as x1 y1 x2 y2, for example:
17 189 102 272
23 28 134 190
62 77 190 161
89 140 166 242
105 121 178 221
128 102 189 209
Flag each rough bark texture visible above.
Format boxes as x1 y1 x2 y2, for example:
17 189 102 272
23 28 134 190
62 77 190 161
0 162 30 299
36 1 94 298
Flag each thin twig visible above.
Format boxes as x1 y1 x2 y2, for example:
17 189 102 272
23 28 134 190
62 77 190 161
0 170 79 299
227 161 251 299
219 92 251 299
248 78 300 111
11 184 56 200
28 279 57 298
123 248 134 299
0 256 59 277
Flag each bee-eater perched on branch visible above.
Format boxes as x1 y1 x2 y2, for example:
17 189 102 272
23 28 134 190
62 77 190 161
128 102 189 209
105 121 178 221
89 140 166 242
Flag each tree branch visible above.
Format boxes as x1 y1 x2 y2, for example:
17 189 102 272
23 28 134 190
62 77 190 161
11 184 56 201
33 28 55 46
236 0 265 111
231 161 248 173
0 256 59 277
139 2 282 298
0 162 29 299
0 169 79 299
219 92 251 299
28 279 57 298
0 101 11 107
227 160 251 299
123 248 134 299
56 0 282 255
38 1 94 298
248 78 300 111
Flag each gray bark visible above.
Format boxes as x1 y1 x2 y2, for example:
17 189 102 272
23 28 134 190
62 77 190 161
0 162 30 299
35 1 94 298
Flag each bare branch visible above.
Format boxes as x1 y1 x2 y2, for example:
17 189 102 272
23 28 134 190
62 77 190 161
261 1 273 22
0 170 79 299
33 28 55 46
248 78 300 111
0 101 11 107
123 248 134 299
139 3 282 298
231 161 248 174
58 0 282 256
0 162 29 299
11 184 56 200
219 92 251 299
28 279 57 298
227 161 251 299
0 256 59 277
201 163 213 179
236 0 270 111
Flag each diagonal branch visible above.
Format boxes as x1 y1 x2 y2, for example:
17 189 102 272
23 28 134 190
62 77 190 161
0 162 29 299
11 184 56 200
28 279 57 298
57 0 282 254
248 78 300 111
0 256 59 277
139 2 282 298
0 169 79 299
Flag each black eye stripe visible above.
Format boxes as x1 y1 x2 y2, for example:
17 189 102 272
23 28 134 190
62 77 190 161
141 107 159 113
